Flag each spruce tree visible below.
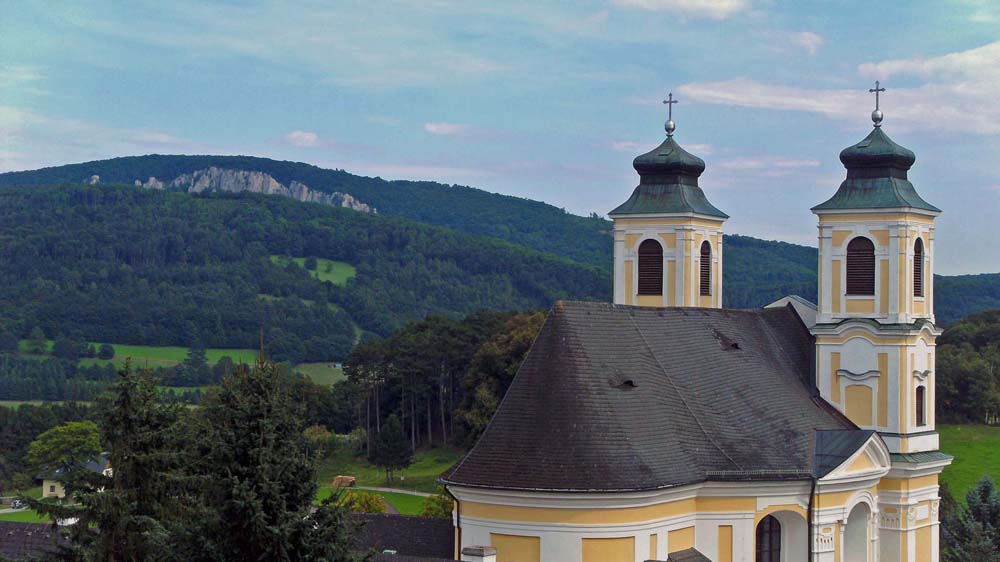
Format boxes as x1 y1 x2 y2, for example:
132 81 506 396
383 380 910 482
369 414 411 485
31 364 188 562
189 358 361 561
942 477 1000 562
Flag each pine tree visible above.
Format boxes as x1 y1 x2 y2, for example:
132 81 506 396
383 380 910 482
189 358 361 561
30 364 188 562
942 477 1000 562
369 414 411 485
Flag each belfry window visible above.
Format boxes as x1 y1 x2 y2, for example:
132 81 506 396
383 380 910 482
756 515 781 562
846 237 876 296
700 241 712 296
914 238 925 297
916 386 927 426
637 239 663 295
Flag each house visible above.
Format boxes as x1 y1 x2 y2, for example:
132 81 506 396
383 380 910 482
40 453 111 499
442 98 949 562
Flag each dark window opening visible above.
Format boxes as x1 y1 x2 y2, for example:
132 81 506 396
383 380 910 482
756 514 781 562
914 238 925 298
916 386 927 426
700 241 712 296
846 237 876 296
637 239 663 296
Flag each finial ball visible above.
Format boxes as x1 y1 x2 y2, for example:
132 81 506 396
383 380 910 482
871 109 883 127
665 119 676 136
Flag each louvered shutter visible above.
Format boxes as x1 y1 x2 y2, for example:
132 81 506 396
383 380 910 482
637 239 663 295
914 239 924 297
700 241 712 296
916 386 926 426
846 237 875 295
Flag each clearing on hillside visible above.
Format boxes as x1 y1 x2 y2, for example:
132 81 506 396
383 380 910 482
270 255 357 286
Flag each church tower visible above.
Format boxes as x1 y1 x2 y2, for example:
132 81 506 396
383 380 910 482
811 84 941 453
812 85 950 562
609 94 728 308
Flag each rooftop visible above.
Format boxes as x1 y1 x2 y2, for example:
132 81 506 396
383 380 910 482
443 301 859 492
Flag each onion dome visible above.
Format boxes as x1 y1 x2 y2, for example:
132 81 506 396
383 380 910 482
609 135 727 218
813 127 939 213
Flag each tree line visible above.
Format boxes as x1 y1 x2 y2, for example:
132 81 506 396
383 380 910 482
337 310 545 456
937 309 1000 424
0 183 609 360
25 361 362 562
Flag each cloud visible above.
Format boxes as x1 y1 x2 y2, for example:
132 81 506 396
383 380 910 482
611 0 750 19
718 156 820 171
283 130 321 148
0 65 44 84
61 2 508 88
424 122 471 136
679 41 1000 135
788 31 823 55
0 105 190 172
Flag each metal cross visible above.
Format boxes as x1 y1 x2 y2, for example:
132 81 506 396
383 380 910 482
869 81 886 111
662 92 679 121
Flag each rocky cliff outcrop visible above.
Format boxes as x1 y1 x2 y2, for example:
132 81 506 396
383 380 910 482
134 167 373 213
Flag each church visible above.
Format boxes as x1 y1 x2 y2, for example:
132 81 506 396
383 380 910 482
441 89 951 562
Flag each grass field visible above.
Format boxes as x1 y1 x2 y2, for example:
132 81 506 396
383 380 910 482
939 424 1000 500
20 339 257 369
0 400 91 409
315 447 461 495
294 363 345 386
270 256 356 286
0 509 50 523
314 488 428 516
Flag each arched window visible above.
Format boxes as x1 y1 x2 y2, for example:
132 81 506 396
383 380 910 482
700 241 712 296
846 237 876 296
914 238 925 297
637 239 663 295
916 386 926 426
756 515 781 562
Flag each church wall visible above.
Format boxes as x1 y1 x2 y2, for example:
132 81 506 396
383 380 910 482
452 477 912 562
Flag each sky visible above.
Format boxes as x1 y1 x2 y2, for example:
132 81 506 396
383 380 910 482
1 0 999 274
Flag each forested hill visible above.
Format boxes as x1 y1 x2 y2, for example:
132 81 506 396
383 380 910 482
0 184 609 362
1 155 997 325
0 155 612 269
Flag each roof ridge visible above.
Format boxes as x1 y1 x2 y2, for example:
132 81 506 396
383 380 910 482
624 310 743 471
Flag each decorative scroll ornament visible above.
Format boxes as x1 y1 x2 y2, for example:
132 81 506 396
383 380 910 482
837 368 881 381
913 369 931 381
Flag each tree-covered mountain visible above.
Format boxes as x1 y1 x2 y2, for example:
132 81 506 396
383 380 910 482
0 155 613 269
0 155 996 327
0 184 609 361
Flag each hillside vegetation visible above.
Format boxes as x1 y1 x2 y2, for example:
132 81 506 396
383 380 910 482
2 155 996 323
0 184 609 363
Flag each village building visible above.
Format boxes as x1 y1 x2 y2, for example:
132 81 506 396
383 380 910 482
442 91 951 562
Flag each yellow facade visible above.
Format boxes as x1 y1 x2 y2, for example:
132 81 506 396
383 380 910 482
667 527 694 553
490 533 540 562
717 525 733 562
581 537 633 562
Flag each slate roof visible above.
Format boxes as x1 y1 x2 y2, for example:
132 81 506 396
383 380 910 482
0 521 67 560
609 136 728 218
352 513 454 559
813 429 877 478
812 127 939 213
443 302 858 492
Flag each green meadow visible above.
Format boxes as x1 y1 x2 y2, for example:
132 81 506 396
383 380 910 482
315 447 461 495
313 488 428 516
294 363 345 386
938 424 1000 501
269 256 356 286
